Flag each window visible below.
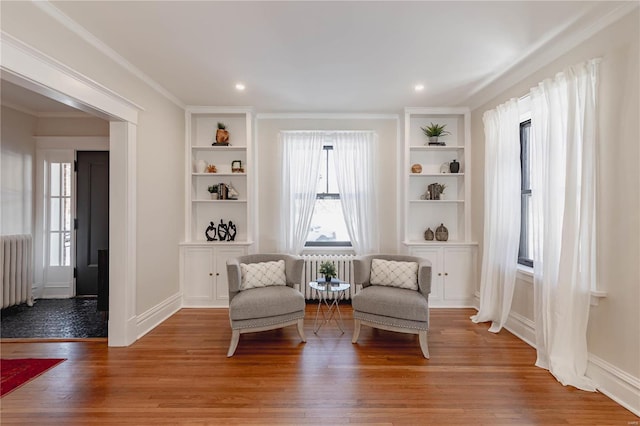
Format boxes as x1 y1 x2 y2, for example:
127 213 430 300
48 161 73 266
518 120 533 267
305 145 351 247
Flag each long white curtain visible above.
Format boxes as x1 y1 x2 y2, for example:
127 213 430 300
279 131 324 254
333 131 379 255
530 59 599 391
471 99 522 332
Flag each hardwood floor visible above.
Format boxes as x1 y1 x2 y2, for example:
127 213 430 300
1 305 635 425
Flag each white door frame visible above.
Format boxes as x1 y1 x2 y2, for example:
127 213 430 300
1 33 141 346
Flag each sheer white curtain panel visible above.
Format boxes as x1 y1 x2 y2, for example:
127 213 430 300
333 131 379 255
530 59 599 391
471 99 522 332
279 131 324 254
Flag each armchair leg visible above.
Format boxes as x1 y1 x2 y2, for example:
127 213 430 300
297 318 306 343
227 329 240 357
419 330 430 359
352 319 361 344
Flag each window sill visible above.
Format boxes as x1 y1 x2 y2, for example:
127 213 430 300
302 246 355 256
515 264 607 305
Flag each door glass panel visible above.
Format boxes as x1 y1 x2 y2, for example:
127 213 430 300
63 231 71 266
50 163 61 196
62 163 72 196
50 198 61 231
49 233 60 266
62 197 71 231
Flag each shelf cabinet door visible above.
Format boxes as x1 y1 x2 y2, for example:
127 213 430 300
409 245 476 307
213 246 247 304
181 245 248 307
442 247 475 304
182 247 216 306
410 247 443 302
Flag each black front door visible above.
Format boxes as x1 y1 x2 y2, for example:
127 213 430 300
76 151 109 296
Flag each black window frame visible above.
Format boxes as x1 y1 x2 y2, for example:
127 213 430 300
518 120 533 267
305 145 352 247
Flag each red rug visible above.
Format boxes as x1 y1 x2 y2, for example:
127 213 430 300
1 358 65 397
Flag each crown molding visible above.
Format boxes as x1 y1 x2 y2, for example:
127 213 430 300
465 1 639 110
34 1 185 110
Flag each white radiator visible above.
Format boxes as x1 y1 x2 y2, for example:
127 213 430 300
302 254 356 300
1 235 34 309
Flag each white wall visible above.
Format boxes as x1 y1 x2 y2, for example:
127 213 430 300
36 116 109 136
256 116 400 253
2 2 185 316
470 8 639 401
1 106 36 235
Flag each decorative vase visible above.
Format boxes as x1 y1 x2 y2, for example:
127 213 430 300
196 159 207 173
424 228 434 241
435 223 449 241
449 159 460 173
411 164 422 174
325 275 332 283
215 129 230 144
428 136 439 145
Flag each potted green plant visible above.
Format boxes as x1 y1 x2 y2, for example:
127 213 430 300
319 261 337 283
207 184 218 199
421 122 450 145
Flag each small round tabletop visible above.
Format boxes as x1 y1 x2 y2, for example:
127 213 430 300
309 280 350 293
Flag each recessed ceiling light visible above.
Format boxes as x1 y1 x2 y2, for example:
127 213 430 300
235 83 245 91
414 84 425 92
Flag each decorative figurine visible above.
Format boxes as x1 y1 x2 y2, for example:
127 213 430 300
205 221 217 241
227 221 237 241
213 122 230 145
217 219 229 241
411 164 422 174
206 164 217 173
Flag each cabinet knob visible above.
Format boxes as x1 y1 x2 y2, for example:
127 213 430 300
438 273 442 276
209 273 213 276
445 272 448 276
216 273 220 276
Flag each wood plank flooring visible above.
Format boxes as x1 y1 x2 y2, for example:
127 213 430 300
1 306 635 425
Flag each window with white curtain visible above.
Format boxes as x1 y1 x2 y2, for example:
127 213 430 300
280 130 378 255
305 144 351 247
518 119 533 267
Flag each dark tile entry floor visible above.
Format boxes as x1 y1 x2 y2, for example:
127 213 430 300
1 298 107 339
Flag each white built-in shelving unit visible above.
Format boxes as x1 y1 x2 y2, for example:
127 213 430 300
180 107 255 307
403 107 477 307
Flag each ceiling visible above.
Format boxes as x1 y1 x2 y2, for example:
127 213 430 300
3 1 635 113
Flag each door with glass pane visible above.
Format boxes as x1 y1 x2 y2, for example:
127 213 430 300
43 151 75 297
76 151 109 296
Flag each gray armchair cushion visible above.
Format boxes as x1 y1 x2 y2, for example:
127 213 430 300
227 254 303 302
229 286 305 321
354 254 431 298
352 285 429 323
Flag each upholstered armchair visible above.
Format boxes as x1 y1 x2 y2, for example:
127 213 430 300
351 254 432 358
226 254 306 357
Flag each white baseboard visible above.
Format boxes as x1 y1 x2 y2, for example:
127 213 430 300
504 310 639 417
587 354 640 417
136 292 182 340
41 285 74 299
504 311 536 348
